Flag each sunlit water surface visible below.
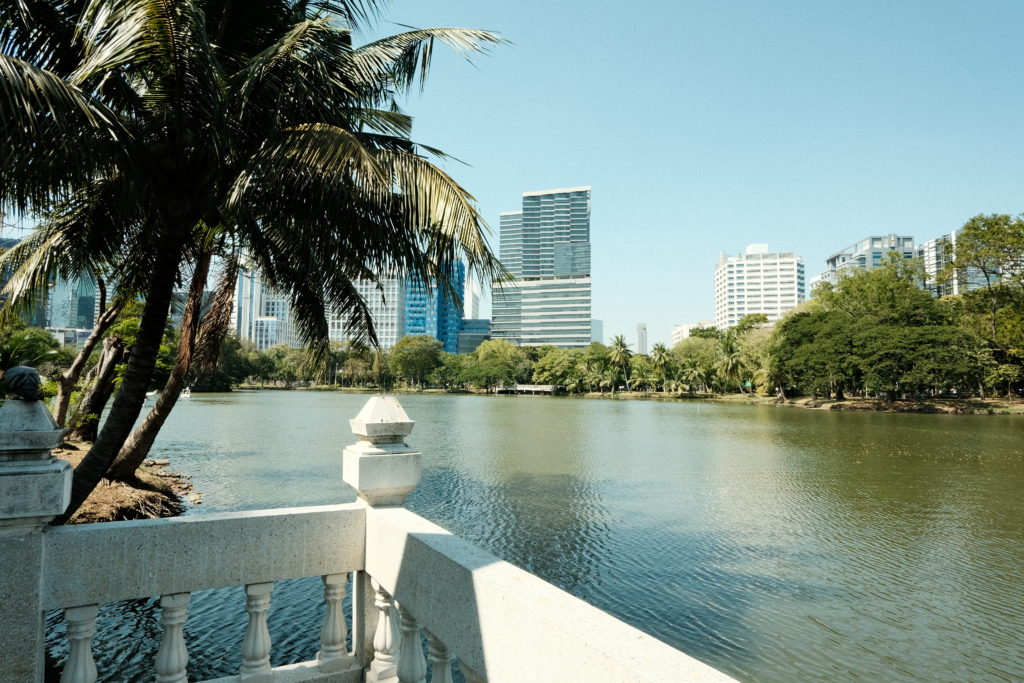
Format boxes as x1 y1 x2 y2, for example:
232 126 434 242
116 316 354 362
46 392 1024 681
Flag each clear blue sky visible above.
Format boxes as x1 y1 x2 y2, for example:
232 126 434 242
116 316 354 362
365 0 1024 346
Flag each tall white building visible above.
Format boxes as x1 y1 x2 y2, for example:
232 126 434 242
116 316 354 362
233 270 299 350
636 323 647 355
327 278 405 349
234 272 406 350
714 244 805 329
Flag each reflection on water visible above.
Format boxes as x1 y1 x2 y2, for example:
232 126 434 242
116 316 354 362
47 392 1024 682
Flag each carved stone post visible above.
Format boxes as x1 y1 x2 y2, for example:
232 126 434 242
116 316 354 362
343 397 421 678
397 604 427 683
155 593 190 683
0 397 70 681
342 396 421 507
60 604 99 683
316 573 348 672
239 582 274 681
425 631 455 683
366 580 400 683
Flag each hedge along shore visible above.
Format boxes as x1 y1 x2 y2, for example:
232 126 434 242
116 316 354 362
53 440 197 524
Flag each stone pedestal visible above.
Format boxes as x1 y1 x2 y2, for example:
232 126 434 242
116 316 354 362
342 397 421 507
0 399 69 681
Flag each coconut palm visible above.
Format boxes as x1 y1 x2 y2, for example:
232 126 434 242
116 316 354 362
1 0 505 520
649 342 671 391
608 335 632 391
716 330 747 393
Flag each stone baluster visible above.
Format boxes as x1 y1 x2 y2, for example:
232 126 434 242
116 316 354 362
366 580 400 683
60 604 99 683
316 573 348 672
424 631 455 683
397 604 426 683
155 593 190 683
0 393 70 681
239 582 274 681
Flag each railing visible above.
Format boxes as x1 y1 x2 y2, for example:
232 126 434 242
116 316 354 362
0 396 735 682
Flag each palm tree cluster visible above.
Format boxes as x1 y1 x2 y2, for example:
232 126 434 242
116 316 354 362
1 0 505 520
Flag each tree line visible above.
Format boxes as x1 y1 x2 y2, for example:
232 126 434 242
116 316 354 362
235 213 1023 400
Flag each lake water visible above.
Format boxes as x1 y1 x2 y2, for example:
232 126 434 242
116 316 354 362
47 391 1024 681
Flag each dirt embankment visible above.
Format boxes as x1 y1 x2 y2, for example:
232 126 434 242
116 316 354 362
53 442 197 524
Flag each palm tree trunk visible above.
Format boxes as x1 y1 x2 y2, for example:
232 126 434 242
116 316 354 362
55 229 186 524
67 336 127 442
108 250 212 480
53 304 121 428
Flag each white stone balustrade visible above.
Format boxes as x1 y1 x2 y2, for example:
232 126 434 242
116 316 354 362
0 394 736 683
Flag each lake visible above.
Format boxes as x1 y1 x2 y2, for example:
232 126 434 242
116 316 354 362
47 391 1024 681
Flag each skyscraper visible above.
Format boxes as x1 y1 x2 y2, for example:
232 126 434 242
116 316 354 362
403 262 465 353
636 323 647 355
492 187 592 348
810 234 915 290
714 244 805 329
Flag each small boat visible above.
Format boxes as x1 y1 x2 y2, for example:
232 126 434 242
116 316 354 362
181 387 191 398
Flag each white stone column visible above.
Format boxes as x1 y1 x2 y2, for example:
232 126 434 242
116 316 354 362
342 396 421 507
315 573 348 672
0 398 70 682
239 582 274 681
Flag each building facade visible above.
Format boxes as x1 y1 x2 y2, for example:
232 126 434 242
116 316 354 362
327 278 406 350
811 234 915 290
713 244 805 329
404 262 465 353
491 187 593 348
233 269 299 350
636 323 647 355
916 230 990 297
670 321 714 346
457 318 490 354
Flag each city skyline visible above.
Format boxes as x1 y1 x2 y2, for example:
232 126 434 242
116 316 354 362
366 0 1024 346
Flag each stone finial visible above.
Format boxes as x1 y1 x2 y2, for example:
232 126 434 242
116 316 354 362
349 396 415 442
343 396 421 506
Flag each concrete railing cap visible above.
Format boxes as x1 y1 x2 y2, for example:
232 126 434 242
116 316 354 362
349 396 414 439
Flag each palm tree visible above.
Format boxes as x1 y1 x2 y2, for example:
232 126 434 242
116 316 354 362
1 0 505 520
650 342 671 391
716 330 746 393
608 335 632 392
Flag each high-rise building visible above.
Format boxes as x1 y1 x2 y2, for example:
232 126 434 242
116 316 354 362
404 262 465 353
328 277 406 349
810 234 915 290
714 244 805 329
233 269 299 350
464 272 481 319
917 230 989 297
457 318 490 353
636 323 647 355
491 187 592 348
591 319 603 344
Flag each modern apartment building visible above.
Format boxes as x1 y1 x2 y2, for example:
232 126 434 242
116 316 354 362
404 262 465 353
917 230 989 297
713 244 805 329
810 234 915 290
457 318 490 354
491 187 593 348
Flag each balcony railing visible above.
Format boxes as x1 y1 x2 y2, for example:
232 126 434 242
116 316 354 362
0 395 735 682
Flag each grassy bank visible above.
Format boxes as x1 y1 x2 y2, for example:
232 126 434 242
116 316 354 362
54 441 195 524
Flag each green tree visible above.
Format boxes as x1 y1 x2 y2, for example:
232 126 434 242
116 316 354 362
388 335 443 388
1 1 505 518
608 335 632 391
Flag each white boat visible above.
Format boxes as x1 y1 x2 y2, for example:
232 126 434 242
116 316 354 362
181 387 191 398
